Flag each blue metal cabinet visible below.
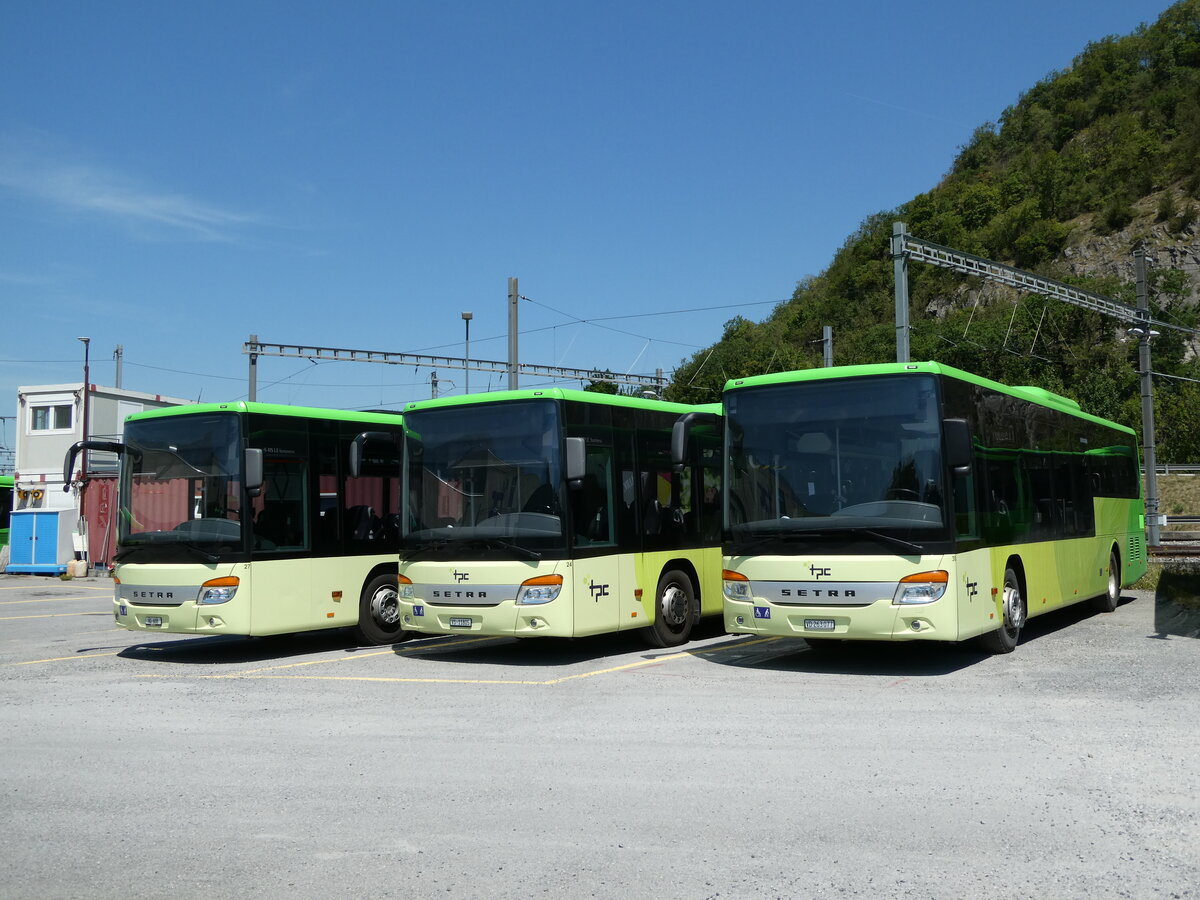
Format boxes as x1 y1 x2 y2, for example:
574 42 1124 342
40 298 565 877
8 509 74 574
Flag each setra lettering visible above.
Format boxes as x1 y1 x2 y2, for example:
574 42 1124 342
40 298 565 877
779 589 857 598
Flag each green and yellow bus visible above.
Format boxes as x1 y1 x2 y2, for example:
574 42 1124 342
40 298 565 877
711 362 1147 654
397 389 722 647
0 474 13 548
64 402 407 644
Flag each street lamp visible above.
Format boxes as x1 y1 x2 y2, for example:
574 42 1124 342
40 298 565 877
462 312 473 394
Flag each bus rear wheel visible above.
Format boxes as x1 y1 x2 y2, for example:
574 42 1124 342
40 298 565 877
1090 549 1121 613
978 566 1024 654
353 574 408 645
643 569 695 648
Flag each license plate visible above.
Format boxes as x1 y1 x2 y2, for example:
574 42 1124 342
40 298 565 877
144 616 163 627
448 617 472 628
804 618 836 632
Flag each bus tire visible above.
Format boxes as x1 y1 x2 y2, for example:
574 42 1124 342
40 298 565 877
353 574 407 645
1090 549 1121 613
978 566 1025 654
643 568 695 648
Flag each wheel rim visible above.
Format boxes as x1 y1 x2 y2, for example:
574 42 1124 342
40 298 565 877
660 583 689 629
1108 554 1120 604
370 585 400 627
1003 580 1025 632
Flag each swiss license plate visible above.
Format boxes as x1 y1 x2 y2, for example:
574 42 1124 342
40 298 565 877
144 616 163 627
804 618 836 632
448 616 472 628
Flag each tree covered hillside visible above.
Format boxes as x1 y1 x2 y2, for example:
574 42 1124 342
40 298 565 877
666 0 1200 461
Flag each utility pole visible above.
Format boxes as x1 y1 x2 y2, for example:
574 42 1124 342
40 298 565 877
114 345 123 388
822 326 833 367
247 334 259 402
76 337 91 526
431 370 439 399
462 311 473 394
891 222 911 363
1134 245 1161 546
507 277 519 390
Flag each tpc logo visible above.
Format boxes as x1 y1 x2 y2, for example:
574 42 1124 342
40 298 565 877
453 570 469 583
588 580 610 602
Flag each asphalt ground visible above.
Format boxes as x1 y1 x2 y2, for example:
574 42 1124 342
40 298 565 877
1 572 1197 899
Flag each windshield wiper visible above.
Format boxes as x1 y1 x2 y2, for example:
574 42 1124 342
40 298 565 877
729 527 924 556
177 542 221 563
727 531 817 556
401 536 541 562
839 528 924 554
466 537 541 561
400 538 458 562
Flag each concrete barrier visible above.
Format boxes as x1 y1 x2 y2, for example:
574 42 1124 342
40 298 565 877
1154 562 1200 638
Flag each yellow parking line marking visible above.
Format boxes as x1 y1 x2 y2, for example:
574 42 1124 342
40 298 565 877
0 584 110 591
0 612 113 621
7 652 121 665
0 596 111 606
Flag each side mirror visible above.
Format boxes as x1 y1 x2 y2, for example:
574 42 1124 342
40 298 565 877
244 448 264 497
671 411 722 471
349 431 398 477
943 418 973 474
564 437 586 489
62 440 126 491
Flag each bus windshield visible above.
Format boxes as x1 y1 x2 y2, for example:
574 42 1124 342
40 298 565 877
118 413 245 560
725 374 949 549
402 399 567 556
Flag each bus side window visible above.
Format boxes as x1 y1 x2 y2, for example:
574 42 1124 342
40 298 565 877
570 449 616 548
344 431 400 544
254 457 309 551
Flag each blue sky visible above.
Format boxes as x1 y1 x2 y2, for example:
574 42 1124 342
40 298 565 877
0 0 1174 454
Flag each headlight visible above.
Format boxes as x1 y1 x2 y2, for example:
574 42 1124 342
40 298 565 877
198 576 239 605
515 574 563 605
398 574 415 599
892 571 948 605
722 569 752 602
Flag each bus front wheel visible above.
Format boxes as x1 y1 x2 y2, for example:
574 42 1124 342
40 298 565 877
353 574 408 645
978 566 1025 654
644 569 695 648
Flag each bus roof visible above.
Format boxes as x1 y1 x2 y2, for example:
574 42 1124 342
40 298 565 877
403 388 719 417
725 361 1135 436
126 401 404 426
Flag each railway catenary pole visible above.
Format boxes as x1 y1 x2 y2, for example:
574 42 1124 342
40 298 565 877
1135 244 1162 546
890 223 1195 550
